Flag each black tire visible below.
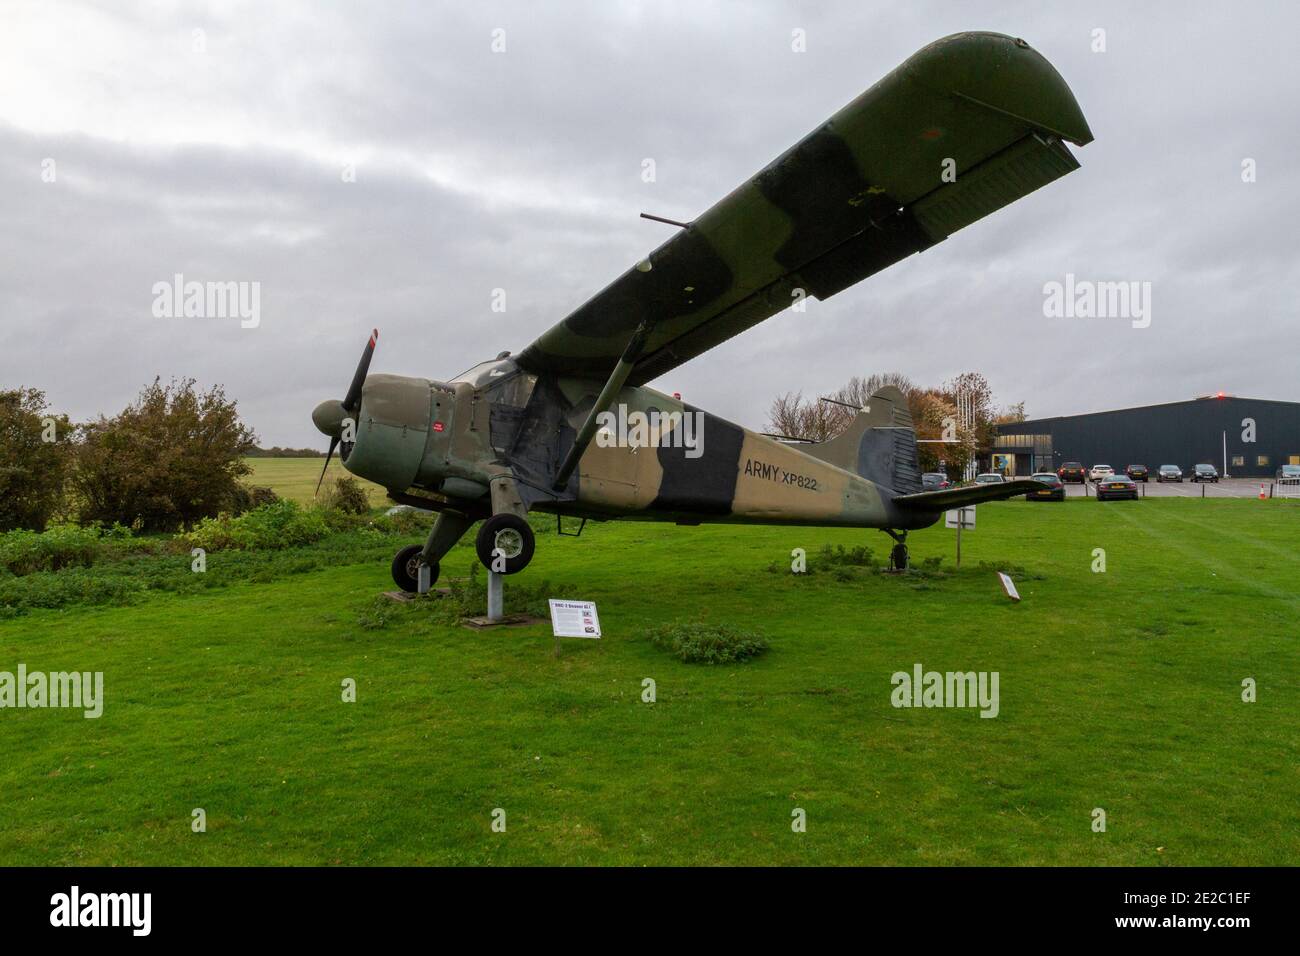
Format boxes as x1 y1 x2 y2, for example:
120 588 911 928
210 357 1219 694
475 514 535 574
391 544 437 593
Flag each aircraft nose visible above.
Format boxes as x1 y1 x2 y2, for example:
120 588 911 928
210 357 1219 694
312 399 347 438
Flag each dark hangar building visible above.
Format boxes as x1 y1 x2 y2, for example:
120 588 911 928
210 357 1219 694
993 395 1300 478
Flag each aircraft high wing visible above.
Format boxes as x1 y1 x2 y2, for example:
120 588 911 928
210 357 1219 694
516 31 1093 385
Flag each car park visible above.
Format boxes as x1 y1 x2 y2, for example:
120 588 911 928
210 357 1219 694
1125 464 1149 482
1096 473 1139 501
1027 472 1065 501
1157 465 1183 482
1190 464 1220 483
1088 464 1115 482
921 472 951 490
1057 461 1087 483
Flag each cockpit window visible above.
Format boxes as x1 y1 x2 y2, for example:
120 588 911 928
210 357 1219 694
450 358 516 387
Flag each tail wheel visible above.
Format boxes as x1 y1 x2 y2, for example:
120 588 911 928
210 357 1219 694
475 514 535 574
392 544 437 593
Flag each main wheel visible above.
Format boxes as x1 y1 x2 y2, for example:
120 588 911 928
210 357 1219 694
889 541 909 571
475 514 535 574
391 544 438 593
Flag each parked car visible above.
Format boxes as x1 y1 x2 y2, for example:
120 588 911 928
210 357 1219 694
974 473 1006 484
1277 464 1300 481
1058 461 1087 483
1096 473 1139 501
1157 465 1183 482
1088 464 1115 482
921 472 951 490
1190 464 1220 483
1125 464 1149 482
1026 472 1065 501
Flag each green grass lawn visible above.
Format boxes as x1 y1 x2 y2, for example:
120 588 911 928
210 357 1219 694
1 488 1297 865
243 456 387 507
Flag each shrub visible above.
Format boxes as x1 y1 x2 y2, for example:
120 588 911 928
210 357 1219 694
0 388 73 531
320 477 370 515
225 484 281 515
0 524 102 576
369 507 436 537
72 378 256 532
645 621 769 664
184 500 330 552
816 543 876 568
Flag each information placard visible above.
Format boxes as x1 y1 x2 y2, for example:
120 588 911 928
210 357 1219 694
548 599 601 638
945 506 976 529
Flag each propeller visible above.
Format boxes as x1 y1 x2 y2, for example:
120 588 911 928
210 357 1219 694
312 329 378 494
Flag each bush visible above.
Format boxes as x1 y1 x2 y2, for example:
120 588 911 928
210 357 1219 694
225 484 281 515
184 500 331 552
645 621 769 664
0 524 102 576
73 378 256 532
816 543 876 568
0 388 73 532
320 477 370 515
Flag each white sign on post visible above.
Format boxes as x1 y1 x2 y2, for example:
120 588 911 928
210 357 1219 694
945 506 976 529
548 600 601 638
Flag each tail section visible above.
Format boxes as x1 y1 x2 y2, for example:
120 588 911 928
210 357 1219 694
802 386 922 494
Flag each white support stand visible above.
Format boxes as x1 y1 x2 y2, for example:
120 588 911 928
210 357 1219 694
487 571 504 622
417 563 432 595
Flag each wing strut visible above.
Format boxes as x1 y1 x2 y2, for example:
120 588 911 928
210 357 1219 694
552 320 655 490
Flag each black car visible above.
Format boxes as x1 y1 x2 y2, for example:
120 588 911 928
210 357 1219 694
1026 473 1065 501
921 472 951 490
1125 464 1149 482
1190 464 1219 483
1057 461 1087 484
1157 465 1183 483
1096 473 1139 501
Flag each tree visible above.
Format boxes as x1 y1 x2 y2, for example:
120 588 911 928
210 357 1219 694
767 372 917 443
0 388 73 531
72 378 257 532
765 370 1022 480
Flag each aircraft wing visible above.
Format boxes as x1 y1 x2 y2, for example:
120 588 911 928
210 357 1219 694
892 479 1046 511
516 32 1092 384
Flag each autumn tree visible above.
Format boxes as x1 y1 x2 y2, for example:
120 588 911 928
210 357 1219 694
0 388 73 531
72 378 257 531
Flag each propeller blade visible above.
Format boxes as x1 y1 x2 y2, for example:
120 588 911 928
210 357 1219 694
315 436 339 495
342 328 378 413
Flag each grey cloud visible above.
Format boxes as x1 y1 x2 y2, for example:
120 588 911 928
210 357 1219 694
3 0 1297 445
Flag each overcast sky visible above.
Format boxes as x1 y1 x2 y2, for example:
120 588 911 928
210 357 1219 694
3 1 1297 446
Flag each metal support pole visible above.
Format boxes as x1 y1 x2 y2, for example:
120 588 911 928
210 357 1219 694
487 570 504 622
417 563 432 594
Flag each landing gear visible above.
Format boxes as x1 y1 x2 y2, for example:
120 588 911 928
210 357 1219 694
392 544 437 592
392 510 472 593
475 513 535 574
883 529 909 571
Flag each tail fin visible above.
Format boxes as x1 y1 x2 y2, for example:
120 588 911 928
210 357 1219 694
802 386 921 493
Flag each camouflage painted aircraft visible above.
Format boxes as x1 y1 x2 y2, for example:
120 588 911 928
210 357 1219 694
311 32 1093 591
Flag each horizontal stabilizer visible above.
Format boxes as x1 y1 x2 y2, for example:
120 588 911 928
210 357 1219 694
893 479 1044 511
